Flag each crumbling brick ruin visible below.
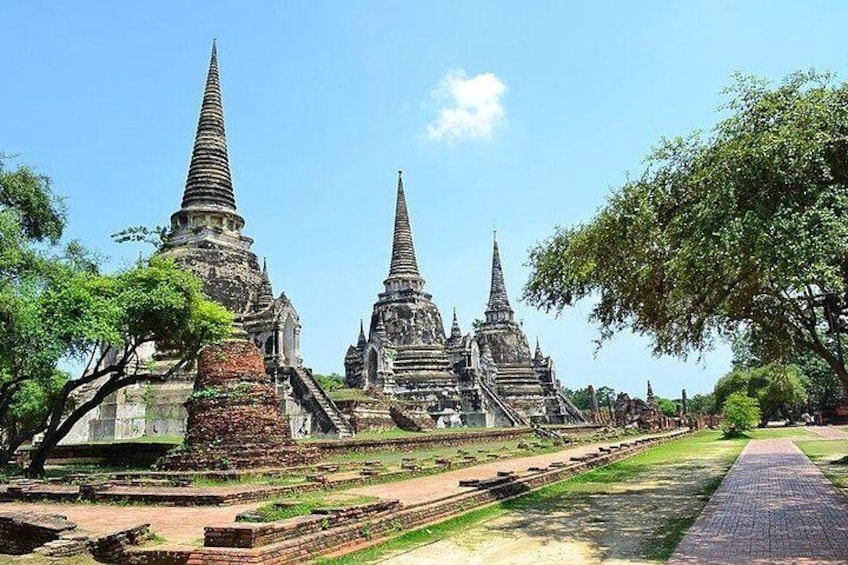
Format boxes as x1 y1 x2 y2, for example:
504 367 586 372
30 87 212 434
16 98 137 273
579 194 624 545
159 340 318 470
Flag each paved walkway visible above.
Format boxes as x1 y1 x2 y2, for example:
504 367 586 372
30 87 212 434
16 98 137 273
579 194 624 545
0 434 659 545
347 437 655 506
669 439 848 564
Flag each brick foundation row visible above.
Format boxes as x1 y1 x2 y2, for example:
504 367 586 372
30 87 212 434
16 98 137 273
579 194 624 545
125 430 689 565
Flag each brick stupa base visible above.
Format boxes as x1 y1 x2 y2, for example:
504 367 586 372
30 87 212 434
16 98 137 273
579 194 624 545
159 340 318 471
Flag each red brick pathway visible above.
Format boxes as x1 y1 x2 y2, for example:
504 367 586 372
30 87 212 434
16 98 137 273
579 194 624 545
347 438 645 506
669 439 848 564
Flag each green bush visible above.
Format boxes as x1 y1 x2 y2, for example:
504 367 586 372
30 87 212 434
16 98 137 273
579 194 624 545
721 392 760 438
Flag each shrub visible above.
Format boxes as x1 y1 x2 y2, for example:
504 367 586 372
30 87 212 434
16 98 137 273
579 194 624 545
721 392 760 438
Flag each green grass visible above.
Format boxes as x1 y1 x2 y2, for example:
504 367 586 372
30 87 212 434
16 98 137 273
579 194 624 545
192 474 307 488
795 439 848 489
321 437 542 467
238 494 379 522
795 439 848 461
328 388 376 402
324 431 746 564
44 463 152 478
745 427 820 440
317 503 508 565
87 435 183 444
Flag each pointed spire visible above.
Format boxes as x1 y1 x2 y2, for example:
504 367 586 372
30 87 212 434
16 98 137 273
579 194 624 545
357 319 367 348
485 231 514 323
255 257 274 311
534 338 544 362
387 171 420 279
449 308 463 340
646 380 655 402
181 39 237 212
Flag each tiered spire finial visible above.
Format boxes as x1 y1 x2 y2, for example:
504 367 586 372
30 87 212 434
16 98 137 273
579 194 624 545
449 308 463 340
357 319 367 347
534 338 544 362
485 231 514 323
387 171 420 279
255 257 274 311
181 39 237 211
646 380 655 402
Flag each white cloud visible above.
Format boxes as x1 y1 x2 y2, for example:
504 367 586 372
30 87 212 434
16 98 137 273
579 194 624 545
425 69 507 143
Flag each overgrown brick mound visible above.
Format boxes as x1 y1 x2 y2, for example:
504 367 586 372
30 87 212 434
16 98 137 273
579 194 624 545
159 340 318 470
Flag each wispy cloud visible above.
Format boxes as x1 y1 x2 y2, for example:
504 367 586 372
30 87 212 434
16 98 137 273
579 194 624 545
425 69 507 143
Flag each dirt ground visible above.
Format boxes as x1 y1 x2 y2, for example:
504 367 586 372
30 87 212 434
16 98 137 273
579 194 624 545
374 439 737 564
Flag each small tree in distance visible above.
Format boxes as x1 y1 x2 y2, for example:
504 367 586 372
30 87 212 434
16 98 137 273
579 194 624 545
722 392 761 438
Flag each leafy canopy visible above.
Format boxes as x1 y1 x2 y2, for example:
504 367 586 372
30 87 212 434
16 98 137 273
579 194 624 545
525 71 848 392
41 257 234 360
0 156 77 461
714 362 807 423
721 392 761 437
0 155 233 472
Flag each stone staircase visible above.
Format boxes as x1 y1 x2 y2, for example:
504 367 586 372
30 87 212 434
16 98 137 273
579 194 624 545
556 390 589 424
287 367 354 439
478 380 529 427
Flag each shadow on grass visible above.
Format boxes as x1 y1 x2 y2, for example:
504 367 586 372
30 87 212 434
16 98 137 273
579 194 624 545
325 432 745 564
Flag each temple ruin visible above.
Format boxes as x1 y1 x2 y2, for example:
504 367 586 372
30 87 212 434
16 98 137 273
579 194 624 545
65 42 584 444
345 174 585 427
66 41 353 443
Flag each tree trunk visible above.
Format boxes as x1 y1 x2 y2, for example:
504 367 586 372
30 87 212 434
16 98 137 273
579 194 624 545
26 429 59 478
25 364 176 477
27 377 126 476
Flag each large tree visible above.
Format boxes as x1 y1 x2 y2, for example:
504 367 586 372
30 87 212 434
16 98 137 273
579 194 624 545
26 259 232 476
0 157 77 464
0 156 233 475
714 362 807 425
525 72 848 396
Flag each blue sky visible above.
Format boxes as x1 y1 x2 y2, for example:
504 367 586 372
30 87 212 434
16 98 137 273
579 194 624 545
2 1 845 398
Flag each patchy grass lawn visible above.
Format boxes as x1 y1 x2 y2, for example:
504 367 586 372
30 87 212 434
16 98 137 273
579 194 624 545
795 439 848 489
746 427 820 440
326 431 746 564
238 493 379 522
321 437 549 467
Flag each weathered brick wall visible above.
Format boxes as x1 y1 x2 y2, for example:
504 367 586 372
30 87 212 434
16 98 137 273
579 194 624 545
335 400 395 434
205 500 401 548
0 512 77 555
126 432 689 565
312 427 534 455
159 341 317 471
31 442 177 467
88 523 151 563
389 405 436 431
157 432 687 565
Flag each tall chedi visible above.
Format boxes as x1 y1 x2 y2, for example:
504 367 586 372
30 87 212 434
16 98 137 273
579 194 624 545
67 42 355 444
474 234 575 423
345 172 456 411
160 40 266 315
158 41 306 367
